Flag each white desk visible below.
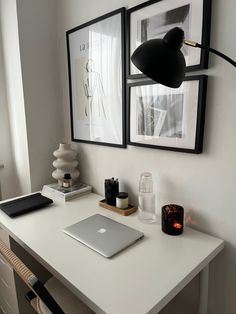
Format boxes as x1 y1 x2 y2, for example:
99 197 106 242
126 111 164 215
0 193 224 314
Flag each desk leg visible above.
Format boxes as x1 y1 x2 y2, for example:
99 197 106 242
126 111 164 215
198 265 209 314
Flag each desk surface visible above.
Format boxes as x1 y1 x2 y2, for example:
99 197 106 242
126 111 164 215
0 193 224 314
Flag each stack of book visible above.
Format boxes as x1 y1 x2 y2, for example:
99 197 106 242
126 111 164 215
42 182 92 201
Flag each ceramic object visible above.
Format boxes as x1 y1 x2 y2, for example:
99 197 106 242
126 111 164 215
52 143 79 186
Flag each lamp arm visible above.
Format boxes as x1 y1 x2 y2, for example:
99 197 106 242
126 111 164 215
184 40 236 68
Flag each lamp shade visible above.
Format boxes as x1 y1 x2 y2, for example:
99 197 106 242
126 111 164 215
131 27 186 88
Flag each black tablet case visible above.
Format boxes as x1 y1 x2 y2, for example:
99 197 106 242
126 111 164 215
0 193 53 217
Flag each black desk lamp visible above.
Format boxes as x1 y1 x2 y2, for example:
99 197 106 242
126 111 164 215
131 27 236 88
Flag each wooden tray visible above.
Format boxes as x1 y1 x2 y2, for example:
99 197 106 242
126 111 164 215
99 199 137 216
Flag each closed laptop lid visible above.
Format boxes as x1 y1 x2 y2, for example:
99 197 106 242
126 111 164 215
63 214 144 258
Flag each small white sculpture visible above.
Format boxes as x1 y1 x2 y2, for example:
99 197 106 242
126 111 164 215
52 143 79 186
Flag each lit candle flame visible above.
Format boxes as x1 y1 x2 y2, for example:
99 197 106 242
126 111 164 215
173 223 182 229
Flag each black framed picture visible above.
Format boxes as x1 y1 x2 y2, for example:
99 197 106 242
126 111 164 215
66 8 126 148
127 0 211 78
127 75 207 153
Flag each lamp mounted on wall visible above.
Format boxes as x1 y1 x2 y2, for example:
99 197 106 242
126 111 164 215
131 27 236 88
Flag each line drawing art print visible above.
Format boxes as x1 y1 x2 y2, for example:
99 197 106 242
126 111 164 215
83 59 106 119
67 8 125 147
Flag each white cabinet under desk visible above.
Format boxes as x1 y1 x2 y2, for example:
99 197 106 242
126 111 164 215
0 193 224 314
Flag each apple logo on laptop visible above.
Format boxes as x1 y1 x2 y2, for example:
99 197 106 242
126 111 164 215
97 228 107 234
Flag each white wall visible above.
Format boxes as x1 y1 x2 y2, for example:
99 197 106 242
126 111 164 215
58 0 236 313
16 0 64 191
0 0 64 198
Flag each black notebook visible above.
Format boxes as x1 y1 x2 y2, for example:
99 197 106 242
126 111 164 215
0 193 53 217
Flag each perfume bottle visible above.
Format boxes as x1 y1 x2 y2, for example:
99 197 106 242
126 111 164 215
63 173 72 188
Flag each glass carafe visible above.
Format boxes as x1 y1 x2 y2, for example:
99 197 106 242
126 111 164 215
138 172 156 223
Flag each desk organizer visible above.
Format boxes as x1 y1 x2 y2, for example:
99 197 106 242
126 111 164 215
99 199 137 216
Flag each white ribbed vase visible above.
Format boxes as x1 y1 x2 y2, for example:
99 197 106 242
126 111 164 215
52 143 79 186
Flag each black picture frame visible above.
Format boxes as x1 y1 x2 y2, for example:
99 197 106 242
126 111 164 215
127 0 211 79
127 75 207 154
66 8 126 148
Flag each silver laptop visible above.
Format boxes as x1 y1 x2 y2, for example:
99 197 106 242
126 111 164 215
63 214 144 258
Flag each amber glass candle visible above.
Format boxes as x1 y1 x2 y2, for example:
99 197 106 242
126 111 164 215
161 204 184 235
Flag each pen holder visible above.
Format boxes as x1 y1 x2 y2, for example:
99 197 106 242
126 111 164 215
105 178 119 206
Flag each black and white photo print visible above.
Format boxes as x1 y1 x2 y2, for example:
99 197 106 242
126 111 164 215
128 76 207 153
128 0 211 77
